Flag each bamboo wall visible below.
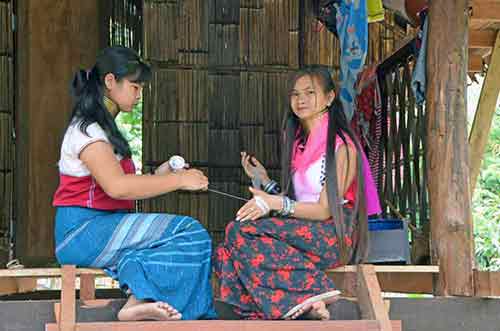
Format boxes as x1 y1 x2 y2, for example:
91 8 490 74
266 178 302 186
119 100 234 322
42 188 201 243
140 0 414 246
0 0 13 264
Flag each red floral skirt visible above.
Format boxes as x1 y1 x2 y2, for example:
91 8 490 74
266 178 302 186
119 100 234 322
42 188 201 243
213 213 355 319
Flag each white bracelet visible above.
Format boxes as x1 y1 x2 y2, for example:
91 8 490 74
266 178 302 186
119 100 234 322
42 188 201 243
254 196 270 215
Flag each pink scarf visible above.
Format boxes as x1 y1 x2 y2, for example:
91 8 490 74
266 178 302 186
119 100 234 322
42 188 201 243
291 113 381 215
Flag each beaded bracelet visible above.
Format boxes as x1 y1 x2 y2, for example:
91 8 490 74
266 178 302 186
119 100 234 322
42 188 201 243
279 196 296 217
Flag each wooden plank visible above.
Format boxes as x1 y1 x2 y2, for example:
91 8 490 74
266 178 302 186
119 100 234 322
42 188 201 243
474 271 500 297
45 320 402 331
60 265 76 331
469 31 500 193
469 53 484 72
0 267 105 278
469 29 497 48
0 265 439 278
426 0 475 296
357 265 392 331
471 1 500 23
80 274 96 301
0 277 18 296
328 270 435 295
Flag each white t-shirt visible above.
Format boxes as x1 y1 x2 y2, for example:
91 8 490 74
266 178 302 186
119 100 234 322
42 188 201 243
58 121 119 177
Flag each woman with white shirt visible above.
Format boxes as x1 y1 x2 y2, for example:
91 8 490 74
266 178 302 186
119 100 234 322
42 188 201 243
53 46 216 321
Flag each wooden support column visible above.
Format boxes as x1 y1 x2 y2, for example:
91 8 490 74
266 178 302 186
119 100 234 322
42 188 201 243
426 0 474 296
469 31 500 193
16 0 103 263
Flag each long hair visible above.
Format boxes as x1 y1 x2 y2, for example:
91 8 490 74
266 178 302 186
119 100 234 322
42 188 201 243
69 46 152 158
280 65 368 264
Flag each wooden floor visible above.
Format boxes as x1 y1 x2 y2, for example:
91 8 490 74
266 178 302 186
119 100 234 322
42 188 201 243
2 297 500 331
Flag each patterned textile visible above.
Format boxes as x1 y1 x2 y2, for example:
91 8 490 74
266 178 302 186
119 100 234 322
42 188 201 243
353 65 383 194
55 206 217 320
214 212 355 319
335 0 368 121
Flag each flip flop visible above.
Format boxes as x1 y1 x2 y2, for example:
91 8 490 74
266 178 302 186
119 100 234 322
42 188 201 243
283 290 341 319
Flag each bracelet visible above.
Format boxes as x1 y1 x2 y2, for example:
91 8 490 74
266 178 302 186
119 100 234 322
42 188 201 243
262 180 281 194
254 196 270 215
279 196 296 217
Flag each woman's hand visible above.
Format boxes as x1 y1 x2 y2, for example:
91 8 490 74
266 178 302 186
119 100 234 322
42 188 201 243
154 160 190 175
177 169 209 191
241 151 270 186
236 187 282 222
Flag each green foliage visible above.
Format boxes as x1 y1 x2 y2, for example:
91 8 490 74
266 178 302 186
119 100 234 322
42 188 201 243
115 101 143 172
473 107 500 271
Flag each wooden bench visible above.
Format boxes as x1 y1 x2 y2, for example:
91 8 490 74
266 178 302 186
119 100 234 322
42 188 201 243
0 264 413 331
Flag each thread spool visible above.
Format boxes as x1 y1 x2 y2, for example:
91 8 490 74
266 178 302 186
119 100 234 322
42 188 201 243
168 155 185 172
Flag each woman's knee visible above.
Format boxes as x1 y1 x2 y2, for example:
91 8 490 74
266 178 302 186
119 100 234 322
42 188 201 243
185 216 212 242
224 221 243 242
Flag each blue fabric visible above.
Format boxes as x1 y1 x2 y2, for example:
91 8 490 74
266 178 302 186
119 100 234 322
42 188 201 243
411 16 428 106
55 206 217 320
335 0 368 121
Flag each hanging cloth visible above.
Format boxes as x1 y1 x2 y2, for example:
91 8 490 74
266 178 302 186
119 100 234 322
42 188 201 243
334 0 369 122
367 0 385 23
411 12 428 106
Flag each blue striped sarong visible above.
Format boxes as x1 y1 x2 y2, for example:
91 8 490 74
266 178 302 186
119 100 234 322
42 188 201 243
54 206 217 320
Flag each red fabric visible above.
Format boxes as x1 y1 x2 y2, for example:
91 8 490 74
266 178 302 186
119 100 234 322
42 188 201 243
53 158 135 210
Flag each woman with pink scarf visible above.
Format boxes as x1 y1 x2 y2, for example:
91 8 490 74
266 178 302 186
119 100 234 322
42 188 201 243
214 65 381 321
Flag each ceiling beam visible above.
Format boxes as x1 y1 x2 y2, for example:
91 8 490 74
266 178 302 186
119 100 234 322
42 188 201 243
469 53 484 72
469 29 497 48
471 1 500 23
469 31 500 192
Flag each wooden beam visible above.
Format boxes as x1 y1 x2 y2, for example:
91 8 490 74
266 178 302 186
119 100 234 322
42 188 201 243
469 30 497 48
469 31 500 193
80 274 96 301
357 265 392 331
15 0 103 263
471 1 500 23
474 271 500 297
45 320 403 331
469 53 483 72
60 265 76 331
426 0 475 296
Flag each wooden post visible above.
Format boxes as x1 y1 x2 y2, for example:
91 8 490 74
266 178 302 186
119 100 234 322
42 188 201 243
469 32 500 193
15 0 103 262
357 265 392 331
79 274 96 300
426 0 474 296
60 265 76 331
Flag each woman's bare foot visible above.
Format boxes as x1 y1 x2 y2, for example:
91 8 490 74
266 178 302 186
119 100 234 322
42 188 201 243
117 295 182 321
288 300 330 320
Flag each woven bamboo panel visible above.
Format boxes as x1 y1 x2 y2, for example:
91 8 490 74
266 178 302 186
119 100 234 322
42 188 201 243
179 0 209 65
0 113 11 171
109 0 143 52
141 1 418 246
0 0 12 263
143 1 178 62
0 1 12 53
0 55 12 112
208 74 240 129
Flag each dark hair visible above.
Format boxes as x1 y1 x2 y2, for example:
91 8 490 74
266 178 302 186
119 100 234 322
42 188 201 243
281 65 368 264
69 46 152 158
